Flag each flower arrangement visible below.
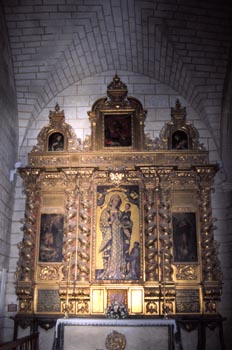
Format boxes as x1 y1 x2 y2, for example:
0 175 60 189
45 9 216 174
105 301 129 319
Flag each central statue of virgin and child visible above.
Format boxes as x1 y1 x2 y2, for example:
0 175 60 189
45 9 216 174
98 193 140 280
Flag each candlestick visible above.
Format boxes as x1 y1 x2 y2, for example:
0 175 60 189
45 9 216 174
66 257 71 304
75 229 78 281
162 250 165 285
73 279 76 296
162 249 168 318
162 250 166 302
64 255 72 318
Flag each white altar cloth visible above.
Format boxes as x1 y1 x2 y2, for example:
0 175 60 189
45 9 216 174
54 318 178 350
55 317 177 336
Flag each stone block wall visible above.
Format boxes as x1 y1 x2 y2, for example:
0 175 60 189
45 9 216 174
0 5 18 344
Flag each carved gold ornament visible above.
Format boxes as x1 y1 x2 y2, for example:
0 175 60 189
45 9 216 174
176 265 197 280
105 330 126 350
107 167 127 186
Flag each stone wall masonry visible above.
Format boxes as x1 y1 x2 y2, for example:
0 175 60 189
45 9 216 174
0 5 18 344
2 0 231 159
3 175 26 342
212 184 232 347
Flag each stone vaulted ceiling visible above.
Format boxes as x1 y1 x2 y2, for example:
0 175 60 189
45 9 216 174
2 0 232 153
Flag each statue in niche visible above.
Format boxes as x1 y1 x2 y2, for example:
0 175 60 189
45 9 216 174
171 130 188 150
98 194 134 279
48 132 64 151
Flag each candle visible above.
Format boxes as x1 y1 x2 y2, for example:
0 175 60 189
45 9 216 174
162 250 165 283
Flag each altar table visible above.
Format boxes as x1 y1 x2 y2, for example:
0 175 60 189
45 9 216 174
53 318 178 350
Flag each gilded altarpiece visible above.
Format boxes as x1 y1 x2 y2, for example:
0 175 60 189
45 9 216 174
15 75 222 327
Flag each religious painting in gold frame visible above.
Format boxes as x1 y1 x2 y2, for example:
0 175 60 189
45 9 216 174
107 289 128 306
103 113 133 148
38 213 64 263
47 131 65 152
172 212 198 263
94 185 141 282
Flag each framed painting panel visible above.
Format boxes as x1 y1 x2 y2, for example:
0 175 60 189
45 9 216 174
107 289 128 306
48 132 64 152
103 114 133 148
36 288 61 313
94 185 141 281
171 130 189 150
172 212 198 263
38 213 64 263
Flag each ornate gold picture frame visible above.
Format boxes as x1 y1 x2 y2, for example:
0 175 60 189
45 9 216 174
38 213 64 263
93 185 141 282
172 212 198 263
103 113 133 148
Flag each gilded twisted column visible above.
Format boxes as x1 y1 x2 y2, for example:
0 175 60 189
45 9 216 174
158 171 173 282
157 170 175 316
144 183 158 281
55 170 79 315
16 169 41 282
196 166 222 312
196 166 222 282
77 170 93 281
63 185 79 280
16 168 41 313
